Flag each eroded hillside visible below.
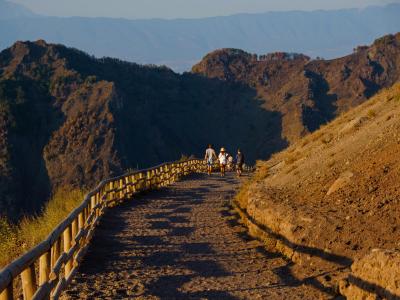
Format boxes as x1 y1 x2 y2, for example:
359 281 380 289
0 40 285 219
236 83 400 295
193 33 400 143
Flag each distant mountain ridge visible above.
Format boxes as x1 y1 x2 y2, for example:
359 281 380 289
0 1 400 71
192 33 400 143
0 0 36 19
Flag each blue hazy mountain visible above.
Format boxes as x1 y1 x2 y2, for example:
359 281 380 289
0 1 399 71
0 0 36 19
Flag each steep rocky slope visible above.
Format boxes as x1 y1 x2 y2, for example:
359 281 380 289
2 33 400 220
0 40 285 219
236 83 400 296
193 33 400 143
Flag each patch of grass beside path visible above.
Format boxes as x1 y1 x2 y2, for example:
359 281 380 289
0 188 85 268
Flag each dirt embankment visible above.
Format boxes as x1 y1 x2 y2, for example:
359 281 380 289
236 83 400 298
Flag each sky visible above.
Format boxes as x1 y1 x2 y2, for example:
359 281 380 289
10 0 399 19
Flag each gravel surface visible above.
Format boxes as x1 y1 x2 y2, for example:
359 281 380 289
62 173 332 299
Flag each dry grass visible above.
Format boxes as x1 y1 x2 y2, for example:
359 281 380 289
252 162 269 181
367 109 377 118
285 164 298 174
321 133 333 144
0 187 85 267
300 137 310 147
284 151 302 165
234 178 253 209
327 160 335 168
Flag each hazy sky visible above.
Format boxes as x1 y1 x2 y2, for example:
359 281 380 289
10 0 398 19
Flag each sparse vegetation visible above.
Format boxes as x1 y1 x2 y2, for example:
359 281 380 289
367 109 377 118
284 151 302 165
0 187 85 267
253 162 269 181
301 138 310 147
286 164 298 174
321 133 333 144
327 160 335 168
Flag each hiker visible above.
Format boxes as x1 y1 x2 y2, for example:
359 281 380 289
236 149 245 177
204 144 217 175
218 147 229 176
227 154 234 171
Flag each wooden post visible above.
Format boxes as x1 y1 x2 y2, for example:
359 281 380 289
71 218 78 245
155 168 160 188
96 192 101 216
125 176 130 195
140 172 145 190
90 195 96 216
64 225 72 277
165 166 168 185
51 236 61 267
132 174 137 193
21 264 37 300
146 170 151 189
0 282 13 300
78 212 84 231
151 170 156 188
39 251 51 286
108 182 112 202
119 179 124 200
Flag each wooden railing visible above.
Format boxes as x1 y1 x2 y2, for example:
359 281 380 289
0 159 207 300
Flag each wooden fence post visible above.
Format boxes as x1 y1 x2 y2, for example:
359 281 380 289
90 195 96 217
78 212 84 234
119 179 123 201
21 264 37 300
132 175 137 193
64 225 72 277
146 170 151 189
71 218 78 245
51 236 61 267
39 251 51 294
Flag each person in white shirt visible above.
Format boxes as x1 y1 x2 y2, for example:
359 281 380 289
218 147 228 176
204 144 217 175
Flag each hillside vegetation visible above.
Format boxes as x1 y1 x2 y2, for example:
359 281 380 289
236 82 400 292
0 188 84 267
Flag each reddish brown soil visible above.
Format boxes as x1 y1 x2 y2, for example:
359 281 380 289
62 174 336 299
237 83 400 289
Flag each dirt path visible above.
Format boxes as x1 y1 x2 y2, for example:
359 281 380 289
62 173 335 299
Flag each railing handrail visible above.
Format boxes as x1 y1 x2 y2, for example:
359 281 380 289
0 158 254 299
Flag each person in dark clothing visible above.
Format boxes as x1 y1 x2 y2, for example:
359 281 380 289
235 149 245 177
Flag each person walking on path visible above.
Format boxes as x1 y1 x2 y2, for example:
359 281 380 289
204 144 217 175
236 149 245 177
218 147 229 176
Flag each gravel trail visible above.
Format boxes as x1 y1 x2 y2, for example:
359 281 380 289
62 173 333 299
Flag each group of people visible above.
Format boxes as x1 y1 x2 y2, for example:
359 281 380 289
204 144 245 177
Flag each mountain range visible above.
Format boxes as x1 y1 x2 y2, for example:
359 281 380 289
0 32 400 219
0 0 400 71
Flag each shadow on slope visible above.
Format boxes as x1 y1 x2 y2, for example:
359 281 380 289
56 46 288 167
